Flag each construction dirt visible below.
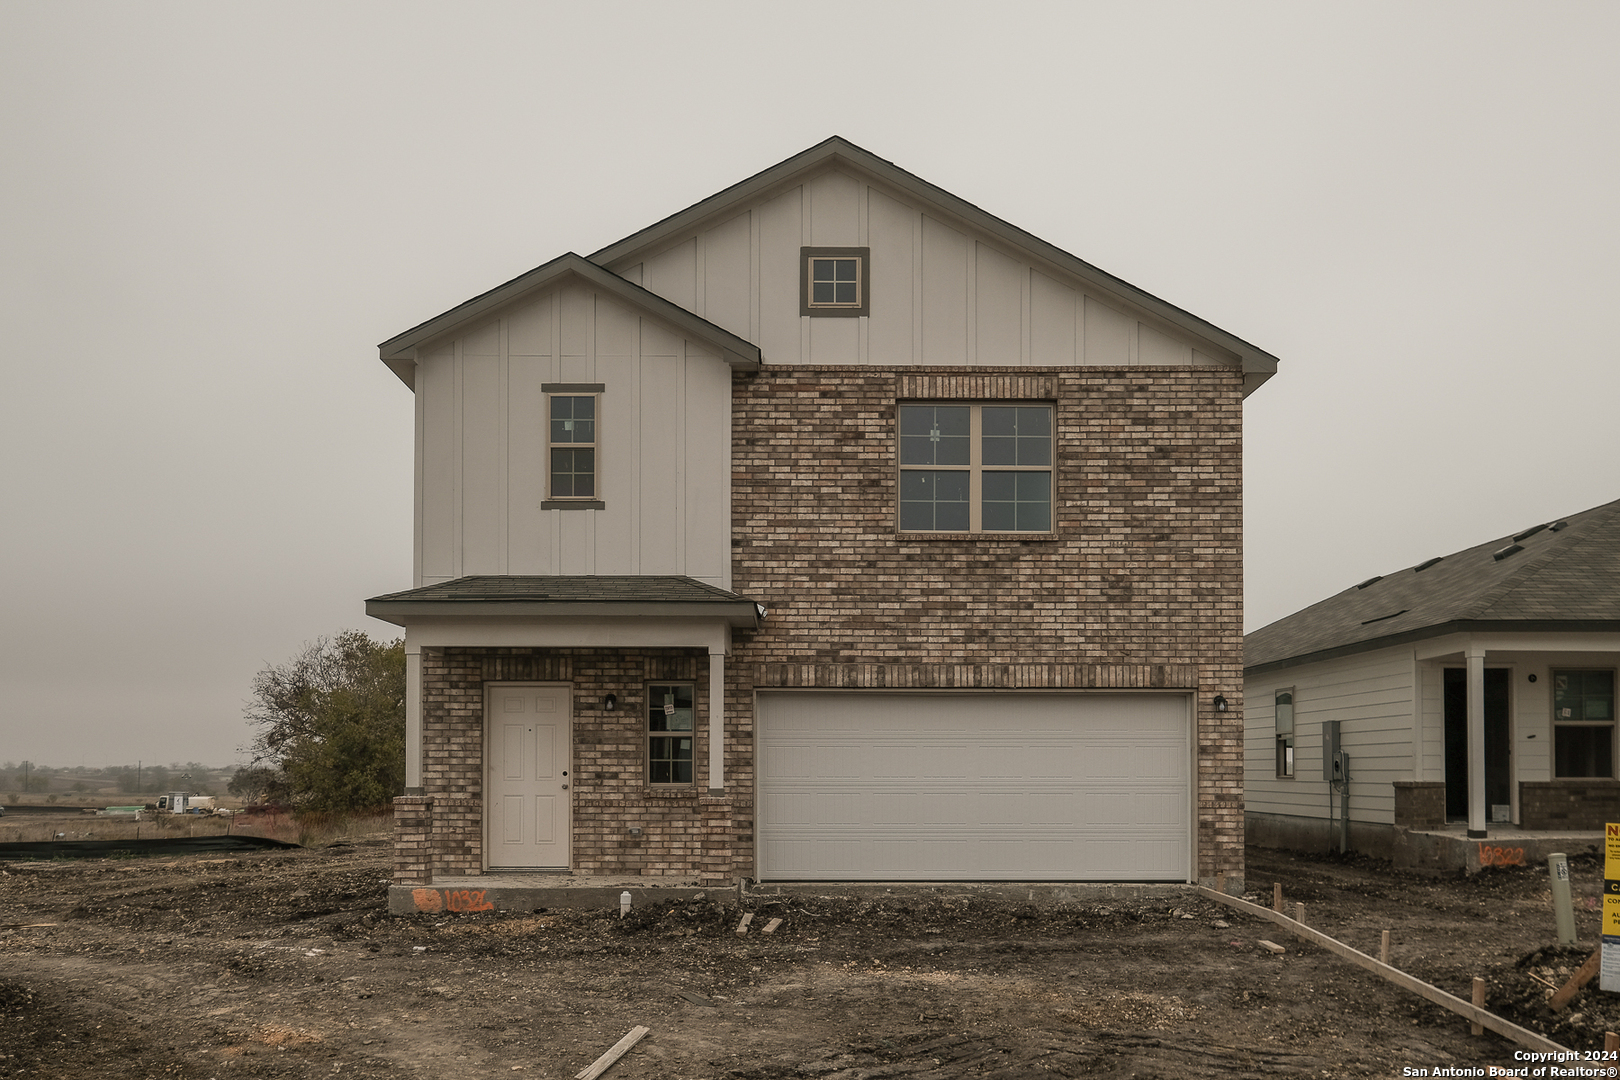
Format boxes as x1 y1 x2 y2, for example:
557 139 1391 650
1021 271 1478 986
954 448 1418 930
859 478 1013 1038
3 826 1620 1080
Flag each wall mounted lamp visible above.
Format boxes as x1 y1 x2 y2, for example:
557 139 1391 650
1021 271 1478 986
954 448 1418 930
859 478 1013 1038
604 693 618 711
1213 695 1229 713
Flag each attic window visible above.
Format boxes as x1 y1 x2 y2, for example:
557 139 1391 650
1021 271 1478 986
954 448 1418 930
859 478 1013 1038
801 247 869 317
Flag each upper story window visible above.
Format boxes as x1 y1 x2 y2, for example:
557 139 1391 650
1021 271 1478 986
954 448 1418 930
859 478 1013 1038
898 403 1052 533
801 247 869 317
543 385 604 509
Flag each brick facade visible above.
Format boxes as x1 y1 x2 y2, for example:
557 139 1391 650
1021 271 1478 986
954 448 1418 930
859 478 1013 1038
1393 780 1447 829
1519 781 1620 830
395 363 1247 888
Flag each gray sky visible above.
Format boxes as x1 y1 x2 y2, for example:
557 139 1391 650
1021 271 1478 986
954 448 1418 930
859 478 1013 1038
3 1 1616 768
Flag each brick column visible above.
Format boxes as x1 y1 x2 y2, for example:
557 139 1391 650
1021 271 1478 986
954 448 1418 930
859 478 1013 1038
699 795 733 884
393 795 433 885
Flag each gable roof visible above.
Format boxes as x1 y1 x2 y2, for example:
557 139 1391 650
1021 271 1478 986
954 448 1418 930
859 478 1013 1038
1246 496 1620 674
376 253 762 389
378 138 1279 395
590 136 1279 395
366 574 762 629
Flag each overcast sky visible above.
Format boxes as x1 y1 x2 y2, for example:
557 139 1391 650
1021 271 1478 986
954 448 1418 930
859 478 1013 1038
2 1 1616 768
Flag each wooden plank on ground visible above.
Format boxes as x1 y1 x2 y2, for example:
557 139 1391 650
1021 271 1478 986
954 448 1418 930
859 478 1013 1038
1258 940 1285 954
1550 949 1601 1012
576 1026 650 1080
1196 886 1568 1055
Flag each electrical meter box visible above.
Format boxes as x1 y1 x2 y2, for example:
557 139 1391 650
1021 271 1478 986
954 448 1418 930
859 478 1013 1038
1322 720 1344 782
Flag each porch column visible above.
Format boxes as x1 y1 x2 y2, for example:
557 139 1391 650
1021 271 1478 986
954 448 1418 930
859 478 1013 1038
708 646 725 794
405 642 423 792
1467 643 1487 839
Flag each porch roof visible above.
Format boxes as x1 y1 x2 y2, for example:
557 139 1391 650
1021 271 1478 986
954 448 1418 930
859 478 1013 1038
1247 496 1620 674
366 575 763 630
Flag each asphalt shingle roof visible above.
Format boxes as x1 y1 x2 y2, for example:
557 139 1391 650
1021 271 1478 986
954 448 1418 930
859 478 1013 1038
367 575 755 606
1246 497 1620 672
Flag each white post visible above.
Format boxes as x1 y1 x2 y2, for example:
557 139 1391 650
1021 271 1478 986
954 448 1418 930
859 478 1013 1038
406 642 423 791
708 645 725 793
1467 644 1487 839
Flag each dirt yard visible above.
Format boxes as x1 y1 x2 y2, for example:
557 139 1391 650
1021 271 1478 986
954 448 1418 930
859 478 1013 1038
3 823 1619 1080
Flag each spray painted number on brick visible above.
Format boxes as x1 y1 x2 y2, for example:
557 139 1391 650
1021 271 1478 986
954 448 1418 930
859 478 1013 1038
412 888 495 913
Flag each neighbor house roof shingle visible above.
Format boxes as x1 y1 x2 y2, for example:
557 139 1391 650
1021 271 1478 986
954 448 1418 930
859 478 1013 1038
1246 497 1620 673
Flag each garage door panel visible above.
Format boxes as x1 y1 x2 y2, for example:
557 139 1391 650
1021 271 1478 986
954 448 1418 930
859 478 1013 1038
758 692 1190 881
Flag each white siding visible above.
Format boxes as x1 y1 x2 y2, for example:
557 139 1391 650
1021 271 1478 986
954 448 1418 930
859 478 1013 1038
413 283 731 589
612 166 1229 373
1245 646 1417 826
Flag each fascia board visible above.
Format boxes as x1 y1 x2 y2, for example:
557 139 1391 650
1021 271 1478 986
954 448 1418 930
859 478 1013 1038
588 136 1280 392
376 254 762 383
1245 619 1620 676
401 617 732 651
366 598 760 629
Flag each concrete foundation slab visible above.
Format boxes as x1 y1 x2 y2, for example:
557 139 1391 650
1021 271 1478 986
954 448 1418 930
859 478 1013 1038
390 876 1201 915
1393 825 1605 875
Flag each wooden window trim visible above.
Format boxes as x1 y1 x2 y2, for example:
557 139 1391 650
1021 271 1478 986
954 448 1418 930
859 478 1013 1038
896 401 1054 535
800 247 869 317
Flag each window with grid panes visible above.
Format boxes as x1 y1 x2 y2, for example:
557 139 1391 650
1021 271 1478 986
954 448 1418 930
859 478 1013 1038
647 683 695 786
1553 670 1616 778
898 403 1052 532
800 247 869 316
548 394 597 500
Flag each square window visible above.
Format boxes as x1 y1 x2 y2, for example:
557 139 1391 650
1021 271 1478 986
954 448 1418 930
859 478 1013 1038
897 402 1053 534
647 683 695 786
801 247 869 317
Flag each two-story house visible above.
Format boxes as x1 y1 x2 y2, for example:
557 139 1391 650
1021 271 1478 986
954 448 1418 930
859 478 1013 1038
366 137 1278 907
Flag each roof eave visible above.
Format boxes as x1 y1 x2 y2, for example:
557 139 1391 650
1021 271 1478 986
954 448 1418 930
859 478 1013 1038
589 136 1282 393
365 598 762 630
1245 618 1620 677
376 253 762 389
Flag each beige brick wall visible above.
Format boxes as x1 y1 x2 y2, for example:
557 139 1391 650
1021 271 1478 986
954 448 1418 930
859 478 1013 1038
395 363 1246 888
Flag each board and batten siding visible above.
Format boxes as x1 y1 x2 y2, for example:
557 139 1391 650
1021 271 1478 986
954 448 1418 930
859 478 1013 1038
612 167 1232 372
413 282 732 590
1245 647 1419 826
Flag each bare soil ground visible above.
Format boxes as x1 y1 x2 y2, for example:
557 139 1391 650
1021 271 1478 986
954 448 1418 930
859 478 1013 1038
2 822 1618 1080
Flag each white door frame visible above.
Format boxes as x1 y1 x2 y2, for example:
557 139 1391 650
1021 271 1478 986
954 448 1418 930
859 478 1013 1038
484 682 572 870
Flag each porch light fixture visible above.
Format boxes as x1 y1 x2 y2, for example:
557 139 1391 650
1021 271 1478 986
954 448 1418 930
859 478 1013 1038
604 693 617 711
1213 695 1229 713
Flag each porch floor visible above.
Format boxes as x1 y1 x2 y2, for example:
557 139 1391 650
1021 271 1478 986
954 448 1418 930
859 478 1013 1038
1394 823 1606 873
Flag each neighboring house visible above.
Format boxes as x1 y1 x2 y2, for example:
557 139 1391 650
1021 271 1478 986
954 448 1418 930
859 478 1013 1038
366 137 1278 897
1245 497 1620 856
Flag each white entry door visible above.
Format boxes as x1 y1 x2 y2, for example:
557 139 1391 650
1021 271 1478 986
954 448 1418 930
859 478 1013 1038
485 685 571 869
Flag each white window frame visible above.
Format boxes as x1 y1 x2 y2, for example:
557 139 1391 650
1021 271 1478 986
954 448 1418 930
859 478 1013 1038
1552 669 1616 779
1275 687 1295 779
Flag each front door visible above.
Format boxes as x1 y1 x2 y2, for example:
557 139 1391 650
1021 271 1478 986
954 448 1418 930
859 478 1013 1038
485 685 570 869
1443 667 1511 822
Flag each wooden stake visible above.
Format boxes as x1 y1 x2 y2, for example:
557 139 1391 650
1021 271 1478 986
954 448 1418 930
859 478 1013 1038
575 1026 650 1080
1258 940 1286 954
1294 902 1306 926
1380 929 1391 966
1550 949 1602 1012
1215 871 1227 896
1606 1032 1618 1054
1273 882 1283 912
1471 978 1485 1036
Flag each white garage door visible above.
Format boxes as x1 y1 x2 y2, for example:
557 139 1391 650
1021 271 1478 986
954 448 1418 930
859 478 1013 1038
756 692 1191 881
